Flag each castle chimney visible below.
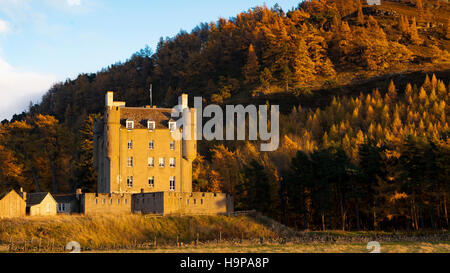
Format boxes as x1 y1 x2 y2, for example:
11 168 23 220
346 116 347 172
106 91 114 107
178 94 188 110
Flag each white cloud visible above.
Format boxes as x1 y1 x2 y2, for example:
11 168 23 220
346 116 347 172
67 0 81 7
0 19 11 34
0 57 56 120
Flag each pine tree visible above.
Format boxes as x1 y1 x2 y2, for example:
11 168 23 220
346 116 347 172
387 80 398 102
416 0 423 12
356 0 365 25
74 114 99 192
259 67 273 92
243 44 260 85
399 15 407 33
410 17 422 45
446 18 450 40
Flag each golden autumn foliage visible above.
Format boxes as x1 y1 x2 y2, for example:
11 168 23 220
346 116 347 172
195 74 450 230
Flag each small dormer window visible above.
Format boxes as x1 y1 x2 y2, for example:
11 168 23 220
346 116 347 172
147 121 155 131
169 121 176 132
126 120 134 130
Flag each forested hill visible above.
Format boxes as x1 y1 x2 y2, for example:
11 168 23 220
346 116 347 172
1 1 450 231
8 0 448 127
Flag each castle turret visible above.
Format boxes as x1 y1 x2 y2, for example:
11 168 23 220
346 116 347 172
179 94 197 193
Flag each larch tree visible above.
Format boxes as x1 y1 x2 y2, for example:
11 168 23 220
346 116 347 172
356 0 365 25
446 18 450 40
409 17 422 45
416 0 423 12
243 44 260 85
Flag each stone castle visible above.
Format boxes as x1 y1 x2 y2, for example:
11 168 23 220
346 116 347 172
94 92 196 194
0 92 233 218
92 91 233 215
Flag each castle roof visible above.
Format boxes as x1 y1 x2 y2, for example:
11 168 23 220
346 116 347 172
119 107 174 129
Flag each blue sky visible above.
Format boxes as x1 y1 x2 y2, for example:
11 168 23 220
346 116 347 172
0 0 300 120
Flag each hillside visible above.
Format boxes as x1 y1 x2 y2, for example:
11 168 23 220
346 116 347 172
11 0 448 124
0 0 449 232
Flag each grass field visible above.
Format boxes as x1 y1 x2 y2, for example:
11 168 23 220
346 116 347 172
90 241 450 253
0 214 448 253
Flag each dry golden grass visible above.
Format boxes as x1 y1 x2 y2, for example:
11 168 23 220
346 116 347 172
0 214 448 253
91 241 450 253
0 214 283 250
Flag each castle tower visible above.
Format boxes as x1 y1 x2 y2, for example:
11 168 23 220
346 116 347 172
94 92 197 194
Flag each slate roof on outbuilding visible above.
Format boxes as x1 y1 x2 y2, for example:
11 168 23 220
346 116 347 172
53 194 78 203
25 192 51 206
0 190 15 200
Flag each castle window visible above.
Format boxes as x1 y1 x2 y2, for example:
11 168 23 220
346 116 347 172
117 199 120 205
148 177 155 188
148 157 154 167
170 157 176 168
170 176 175 191
125 199 127 204
110 199 113 205
127 140 133 150
170 141 175 150
194 199 196 205
149 140 154 150
147 121 155 131
127 176 133 188
102 199 105 205
127 157 133 167
159 158 165 168
169 121 176 132
201 199 203 205
126 120 134 130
